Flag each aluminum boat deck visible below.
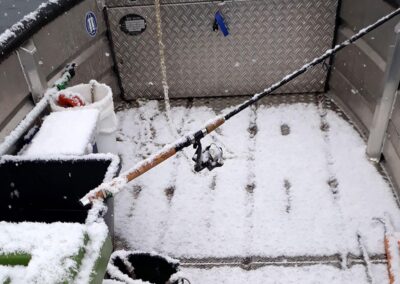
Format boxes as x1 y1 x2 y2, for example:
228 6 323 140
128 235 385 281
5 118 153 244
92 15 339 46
113 93 400 283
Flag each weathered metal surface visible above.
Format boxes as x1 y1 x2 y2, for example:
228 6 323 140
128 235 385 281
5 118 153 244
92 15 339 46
0 53 31 131
32 0 116 88
179 254 387 270
384 130 400 196
107 0 338 99
331 28 388 112
329 0 400 193
114 93 396 272
340 0 399 60
388 120 400 159
17 39 47 103
393 93 400 137
331 0 399 132
0 0 120 143
367 22 400 161
106 0 222 7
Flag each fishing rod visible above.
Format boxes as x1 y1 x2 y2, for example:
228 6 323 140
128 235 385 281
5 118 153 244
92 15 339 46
80 8 400 206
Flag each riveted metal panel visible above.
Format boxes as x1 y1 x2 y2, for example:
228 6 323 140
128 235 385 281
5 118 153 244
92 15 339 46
107 0 338 99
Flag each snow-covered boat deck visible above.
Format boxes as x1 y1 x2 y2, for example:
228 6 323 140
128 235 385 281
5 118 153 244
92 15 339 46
114 94 400 283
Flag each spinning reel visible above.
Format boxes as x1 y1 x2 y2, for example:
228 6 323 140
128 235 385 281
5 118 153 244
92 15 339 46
192 139 224 172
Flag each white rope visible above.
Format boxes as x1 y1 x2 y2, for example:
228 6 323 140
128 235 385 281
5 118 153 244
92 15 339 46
154 0 193 165
154 0 177 137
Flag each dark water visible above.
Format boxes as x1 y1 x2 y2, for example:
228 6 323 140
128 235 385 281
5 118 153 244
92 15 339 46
0 0 45 33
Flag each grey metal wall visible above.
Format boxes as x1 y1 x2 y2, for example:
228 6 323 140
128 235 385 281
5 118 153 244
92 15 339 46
0 0 120 137
107 0 338 99
32 0 119 91
0 54 32 132
329 0 400 190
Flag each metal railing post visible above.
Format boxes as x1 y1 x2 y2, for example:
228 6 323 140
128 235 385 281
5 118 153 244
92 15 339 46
16 39 47 104
366 22 400 161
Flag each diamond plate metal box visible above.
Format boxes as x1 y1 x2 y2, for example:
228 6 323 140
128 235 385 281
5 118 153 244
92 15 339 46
107 0 338 99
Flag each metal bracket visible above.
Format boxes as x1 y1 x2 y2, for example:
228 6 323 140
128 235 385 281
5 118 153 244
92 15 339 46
16 39 47 104
366 22 400 161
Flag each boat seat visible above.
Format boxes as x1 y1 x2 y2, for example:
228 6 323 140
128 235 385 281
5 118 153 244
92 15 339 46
0 107 120 226
22 108 99 156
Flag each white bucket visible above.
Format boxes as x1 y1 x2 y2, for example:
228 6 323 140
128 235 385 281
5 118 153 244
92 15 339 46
50 80 118 154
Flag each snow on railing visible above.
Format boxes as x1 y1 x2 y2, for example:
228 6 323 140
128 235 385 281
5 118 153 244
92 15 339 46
0 0 84 62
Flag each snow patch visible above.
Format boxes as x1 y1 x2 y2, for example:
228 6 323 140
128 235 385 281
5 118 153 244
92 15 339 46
0 0 60 46
21 109 99 156
114 101 400 258
181 264 389 283
0 222 86 283
74 219 109 284
0 95 49 156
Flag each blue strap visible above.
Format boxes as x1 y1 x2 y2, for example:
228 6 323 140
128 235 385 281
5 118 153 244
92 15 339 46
215 11 229 37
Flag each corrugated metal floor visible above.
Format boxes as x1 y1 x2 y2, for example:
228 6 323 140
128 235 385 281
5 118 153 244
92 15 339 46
113 93 399 282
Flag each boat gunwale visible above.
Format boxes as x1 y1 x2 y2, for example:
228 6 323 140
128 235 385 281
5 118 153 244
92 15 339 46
0 0 84 64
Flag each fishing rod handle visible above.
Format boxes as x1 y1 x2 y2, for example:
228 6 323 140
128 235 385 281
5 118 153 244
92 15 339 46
80 116 225 205
125 146 177 182
206 116 225 133
124 116 225 183
123 117 224 184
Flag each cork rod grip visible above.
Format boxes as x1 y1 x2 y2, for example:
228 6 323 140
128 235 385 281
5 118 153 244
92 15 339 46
126 147 177 182
206 117 225 134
